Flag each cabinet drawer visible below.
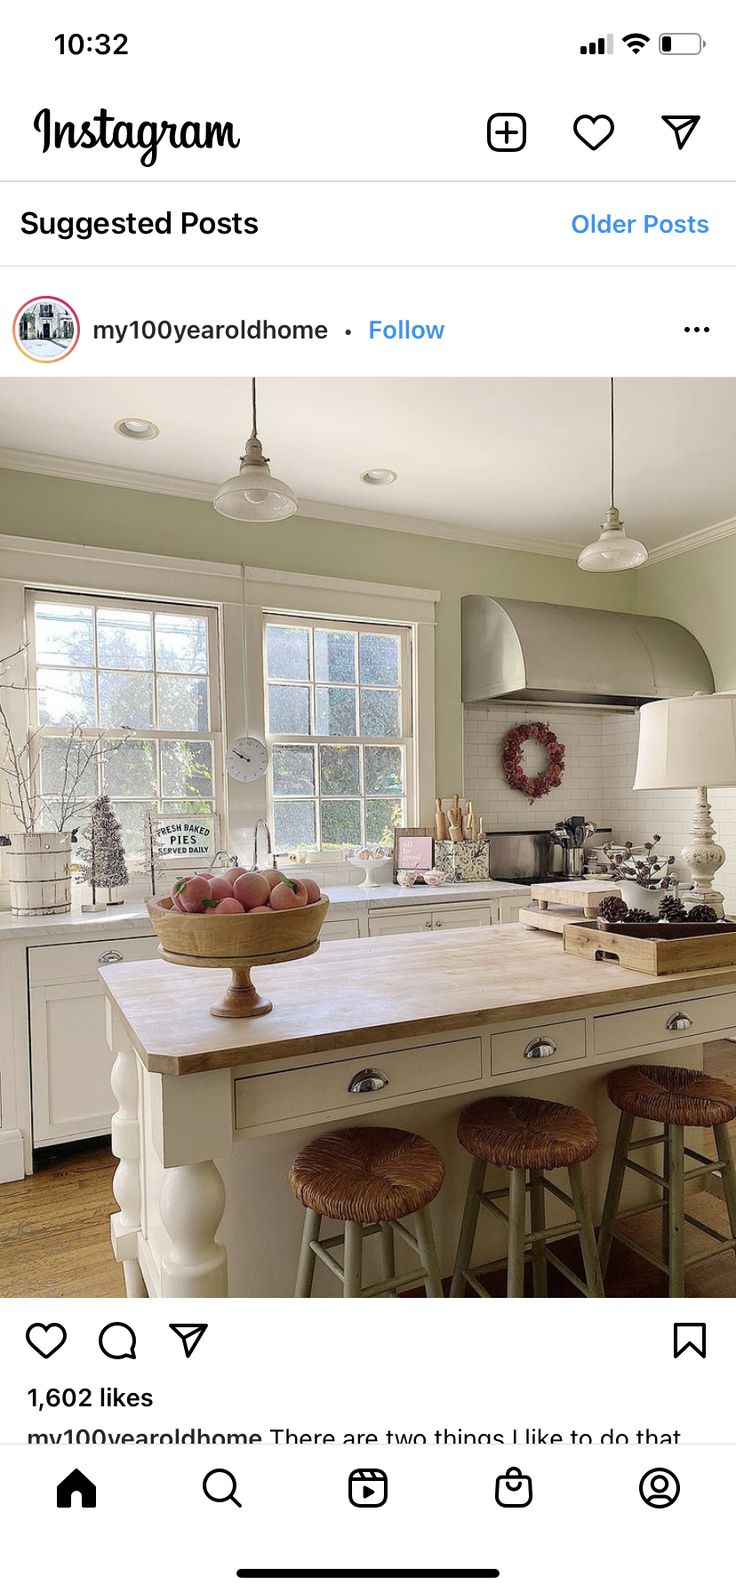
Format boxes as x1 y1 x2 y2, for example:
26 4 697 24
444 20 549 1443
28 934 158 987
492 1019 586 1076
320 917 361 941
594 991 736 1056
235 1036 483 1130
431 906 494 930
369 910 433 936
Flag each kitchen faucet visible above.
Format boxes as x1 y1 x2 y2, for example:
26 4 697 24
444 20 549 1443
251 818 276 872
210 848 238 870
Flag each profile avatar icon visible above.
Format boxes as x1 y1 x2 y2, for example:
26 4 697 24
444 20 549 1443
639 1467 680 1508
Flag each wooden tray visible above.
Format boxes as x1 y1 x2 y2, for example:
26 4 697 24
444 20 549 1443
563 918 736 975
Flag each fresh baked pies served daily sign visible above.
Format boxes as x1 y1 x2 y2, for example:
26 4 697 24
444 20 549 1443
225 736 269 782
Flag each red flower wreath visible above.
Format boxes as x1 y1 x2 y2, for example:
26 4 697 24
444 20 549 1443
501 721 566 803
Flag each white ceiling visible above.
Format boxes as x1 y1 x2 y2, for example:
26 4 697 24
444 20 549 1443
2 378 736 558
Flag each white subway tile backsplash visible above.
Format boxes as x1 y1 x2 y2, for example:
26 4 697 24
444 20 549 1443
463 703 736 911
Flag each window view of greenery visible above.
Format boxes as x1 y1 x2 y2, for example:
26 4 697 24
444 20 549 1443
33 597 216 860
266 618 408 852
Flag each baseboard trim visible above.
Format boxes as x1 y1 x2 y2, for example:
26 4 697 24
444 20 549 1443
0 1129 26 1183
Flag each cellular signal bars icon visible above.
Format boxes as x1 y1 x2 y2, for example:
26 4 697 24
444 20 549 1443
580 35 614 55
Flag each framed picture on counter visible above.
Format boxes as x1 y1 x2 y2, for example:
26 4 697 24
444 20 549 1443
393 827 433 881
146 811 221 890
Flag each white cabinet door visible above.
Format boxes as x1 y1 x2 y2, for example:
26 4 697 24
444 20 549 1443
499 894 528 924
369 909 434 936
320 917 362 941
431 905 494 931
30 979 117 1147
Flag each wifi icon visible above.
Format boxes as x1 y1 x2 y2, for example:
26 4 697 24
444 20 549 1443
622 32 650 54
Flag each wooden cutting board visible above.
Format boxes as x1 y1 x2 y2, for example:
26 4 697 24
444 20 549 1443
564 919 736 975
531 880 620 918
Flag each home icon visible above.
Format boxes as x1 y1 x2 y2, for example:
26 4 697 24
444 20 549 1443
56 1469 97 1509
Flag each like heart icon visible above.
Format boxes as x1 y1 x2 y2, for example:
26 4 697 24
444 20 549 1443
26 1321 67 1358
573 115 615 151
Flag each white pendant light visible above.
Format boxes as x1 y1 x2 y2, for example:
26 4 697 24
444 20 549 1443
213 378 298 522
577 379 648 572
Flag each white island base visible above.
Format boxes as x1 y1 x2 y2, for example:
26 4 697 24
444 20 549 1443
101 925 736 1299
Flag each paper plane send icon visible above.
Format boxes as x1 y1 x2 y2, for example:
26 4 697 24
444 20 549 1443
662 115 701 150
169 1323 208 1359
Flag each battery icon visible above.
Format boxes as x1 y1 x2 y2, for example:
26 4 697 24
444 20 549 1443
659 33 705 54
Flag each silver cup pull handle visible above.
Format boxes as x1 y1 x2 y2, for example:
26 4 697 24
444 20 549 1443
523 1037 557 1060
98 949 124 966
666 1011 693 1031
348 1068 389 1094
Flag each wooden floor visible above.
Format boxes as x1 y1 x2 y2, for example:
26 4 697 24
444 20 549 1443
2 1041 736 1300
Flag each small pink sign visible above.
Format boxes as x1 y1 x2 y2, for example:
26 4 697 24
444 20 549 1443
397 835 434 872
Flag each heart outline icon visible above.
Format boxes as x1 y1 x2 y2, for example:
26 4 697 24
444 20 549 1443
26 1322 67 1358
573 114 615 151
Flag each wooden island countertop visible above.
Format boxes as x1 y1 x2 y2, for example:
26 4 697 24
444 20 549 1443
100 922 736 1077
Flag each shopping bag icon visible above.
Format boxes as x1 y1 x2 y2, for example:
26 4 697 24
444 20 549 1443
495 1466 533 1508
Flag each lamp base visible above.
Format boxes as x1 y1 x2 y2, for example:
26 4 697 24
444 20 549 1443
680 785 726 917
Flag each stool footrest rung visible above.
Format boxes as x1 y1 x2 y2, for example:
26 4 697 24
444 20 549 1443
684 1236 736 1268
605 1227 669 1275
545 1249 593 1297
388 1217 421 1256
631 1133 667 1149
539 1177 576 1211
362 1268 428 1297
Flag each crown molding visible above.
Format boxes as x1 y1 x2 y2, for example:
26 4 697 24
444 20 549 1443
2 446 736 565
644 514 736 565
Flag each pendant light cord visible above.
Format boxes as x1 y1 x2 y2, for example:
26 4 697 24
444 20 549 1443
241 561 250 740
250 376 258 442
610 376 615 508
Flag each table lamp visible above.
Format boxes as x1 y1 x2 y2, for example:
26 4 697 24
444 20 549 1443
634 693 736 914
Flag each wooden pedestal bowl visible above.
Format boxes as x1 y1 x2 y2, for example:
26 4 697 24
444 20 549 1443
146 896 330 1018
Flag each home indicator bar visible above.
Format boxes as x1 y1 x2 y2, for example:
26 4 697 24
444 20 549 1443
236 1574 500 1583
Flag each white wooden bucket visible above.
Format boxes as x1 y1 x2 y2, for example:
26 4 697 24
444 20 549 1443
7 832 73 916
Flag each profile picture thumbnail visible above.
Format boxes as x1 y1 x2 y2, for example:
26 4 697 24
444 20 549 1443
13 296 80 363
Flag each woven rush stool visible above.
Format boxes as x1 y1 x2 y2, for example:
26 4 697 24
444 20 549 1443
289 1126 446 1298
598 1064 736 1296
450 1095 604 1299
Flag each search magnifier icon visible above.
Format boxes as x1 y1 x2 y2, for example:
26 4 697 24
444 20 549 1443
203 1468 242 1508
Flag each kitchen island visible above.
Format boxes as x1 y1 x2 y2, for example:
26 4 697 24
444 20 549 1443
100 924 736 1298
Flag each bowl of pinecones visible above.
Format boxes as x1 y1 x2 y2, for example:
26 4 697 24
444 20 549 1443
596 894 727 937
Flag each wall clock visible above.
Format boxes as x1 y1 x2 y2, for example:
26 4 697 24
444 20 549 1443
225 736 269 783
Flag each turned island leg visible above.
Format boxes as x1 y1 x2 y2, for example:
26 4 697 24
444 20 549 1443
107 1005 147 1298
153 1069 234 1298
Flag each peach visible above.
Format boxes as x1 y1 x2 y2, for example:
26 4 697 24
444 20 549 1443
222 866 248 885
249 904 275 914
233 872 271 909
298 877 321 904
214 897 245 914
178 876 212 913
260 869 285 889
206 877 235 902
270 877 308 910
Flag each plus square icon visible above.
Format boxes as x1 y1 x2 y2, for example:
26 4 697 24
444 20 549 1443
487 113 527 152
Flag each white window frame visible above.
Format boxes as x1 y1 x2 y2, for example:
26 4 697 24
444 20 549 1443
263 612 413 853
25 588 223 846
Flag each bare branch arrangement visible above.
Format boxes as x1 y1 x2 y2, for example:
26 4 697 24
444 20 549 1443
0 644 129 834
602 834 678 892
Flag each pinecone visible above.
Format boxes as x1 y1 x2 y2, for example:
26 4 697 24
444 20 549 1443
598 894 629 923
626 908 656 924
687 903 719 923
661 906 688 923
659 894 684 920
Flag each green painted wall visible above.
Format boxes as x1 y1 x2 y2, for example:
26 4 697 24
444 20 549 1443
0 467 638 793
637 539 736 693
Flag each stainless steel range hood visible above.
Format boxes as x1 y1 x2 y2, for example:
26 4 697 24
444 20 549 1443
461 595 714 708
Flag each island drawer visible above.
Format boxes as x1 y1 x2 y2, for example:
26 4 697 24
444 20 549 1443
594 991 736 1055
28 935 158 987
234 1035 483 1130
492 1019 586 1076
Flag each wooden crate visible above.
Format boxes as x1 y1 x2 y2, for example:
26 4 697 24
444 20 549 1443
563 918 736 975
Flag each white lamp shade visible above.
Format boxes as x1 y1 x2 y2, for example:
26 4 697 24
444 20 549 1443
213 462 297 522
634 694 736 790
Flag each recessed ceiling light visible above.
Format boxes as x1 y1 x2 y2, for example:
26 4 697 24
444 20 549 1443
114 417 160 441
360 467 397 486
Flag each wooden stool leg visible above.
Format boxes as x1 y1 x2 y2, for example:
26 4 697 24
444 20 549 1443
661 1131 670 1271
598 1110 634 1277
569 1162 605 1298
294 1207 321 1298
414 1206 444 1298
713 1123 736 1243
529 1171 547 1298
343 1221 363 1297
379 1222 396 1297
506 1168 527 1298
450 1155 486 1298
668 1125 685 1297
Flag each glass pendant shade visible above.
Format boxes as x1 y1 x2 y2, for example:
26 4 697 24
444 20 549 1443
577 506 649 572
213 385 298 523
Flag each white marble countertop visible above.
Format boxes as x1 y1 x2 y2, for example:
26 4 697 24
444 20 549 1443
0 879 529 942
